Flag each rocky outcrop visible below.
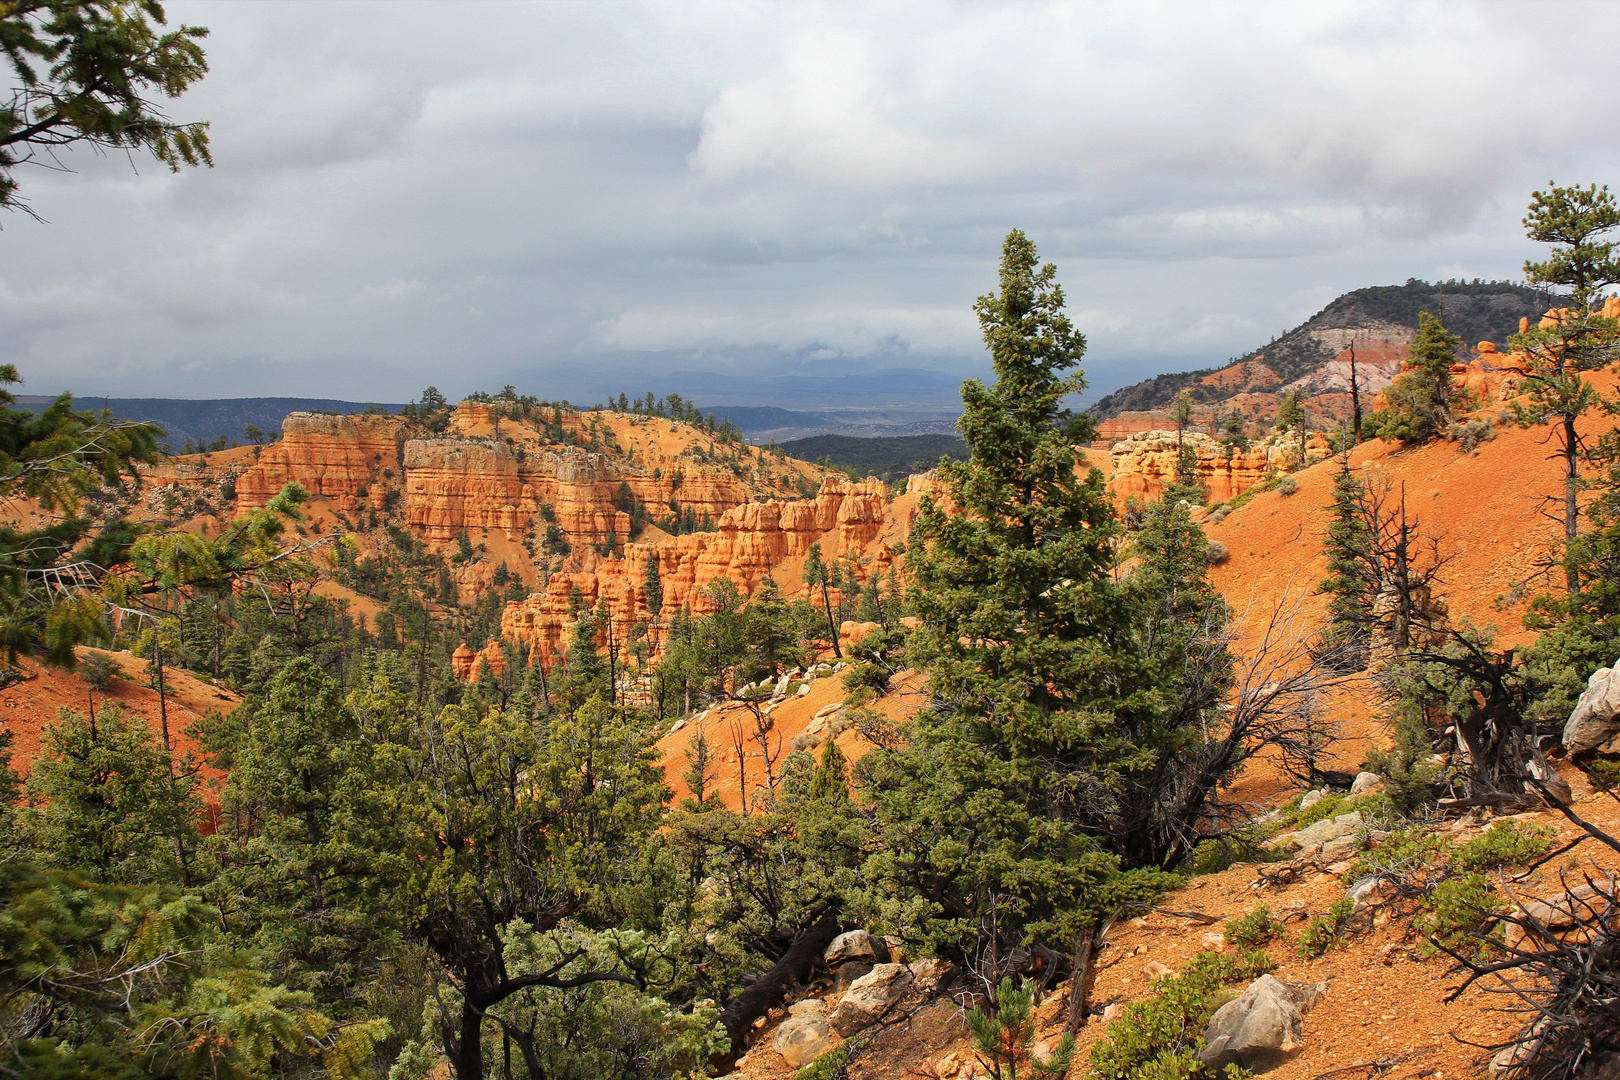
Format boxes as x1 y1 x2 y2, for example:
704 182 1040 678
1198 974 1308 1074
235 413 405 513
499 478 898 667
829 963 914 1036
772 1001 839 1068
1564 659 1620 755
1107 430 1331 504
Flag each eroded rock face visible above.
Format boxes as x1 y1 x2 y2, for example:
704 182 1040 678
1107 430 1331 504
1198 974 1306 1074
500 479 895 668
829 963 914 1036
235 413 406 513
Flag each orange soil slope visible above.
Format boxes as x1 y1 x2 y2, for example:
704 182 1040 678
0 648 237 783
1205 415 1579 650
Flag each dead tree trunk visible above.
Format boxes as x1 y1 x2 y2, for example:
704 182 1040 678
713 914 841 1071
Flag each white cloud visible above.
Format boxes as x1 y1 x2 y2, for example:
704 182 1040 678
5 0 1618 401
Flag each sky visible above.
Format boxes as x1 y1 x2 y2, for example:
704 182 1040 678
5 0 1620 409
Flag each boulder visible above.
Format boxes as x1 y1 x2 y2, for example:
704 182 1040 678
908 958 954 991
1298 789 1326 811
1317 834 1360 863
1291 811 1362 851
833 961 873 991
1350 771 1382 795
824 930 888 967
1198 974 1306 1073
1506 882 1613 950
1563 659 1620 754
829 963 914 1035
789 998 827 1017
772 1014 839 1068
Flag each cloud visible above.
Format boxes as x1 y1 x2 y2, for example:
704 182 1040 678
4 0 1618 402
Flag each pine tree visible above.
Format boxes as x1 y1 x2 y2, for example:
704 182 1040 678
1318 454 1377 668
867 230 1182 989
1510 183 1620 594
806 738 849 802
644 552 663 618
1372 311 1461 443
803 541 841 658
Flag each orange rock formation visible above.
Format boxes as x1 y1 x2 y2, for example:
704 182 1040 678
235 413 405 513
499 477 907 667
1107 430 1331 503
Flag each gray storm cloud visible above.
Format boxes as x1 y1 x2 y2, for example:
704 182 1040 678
3 0 1617 404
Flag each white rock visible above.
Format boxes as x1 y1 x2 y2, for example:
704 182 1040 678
1198 974 1306 1074
1292 811 1363 850
1564 658 1620 754
1317 834 1360 862
772 1014 839 1068
829 964 914 1035
1298 789 1326 811
1350 771 1382 795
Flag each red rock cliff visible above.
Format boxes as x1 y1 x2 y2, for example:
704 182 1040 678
500 478 902 667
235 413 404 513
1107 429 1332 503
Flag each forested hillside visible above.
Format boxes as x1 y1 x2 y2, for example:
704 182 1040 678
778 433 968 480
9 200 1620 1080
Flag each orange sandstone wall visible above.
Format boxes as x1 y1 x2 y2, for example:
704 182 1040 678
401 438 756 549
1107 430 1332 503
500 478 902 667
235 413 404 513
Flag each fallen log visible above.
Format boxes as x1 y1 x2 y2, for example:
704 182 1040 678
712 913 841 1071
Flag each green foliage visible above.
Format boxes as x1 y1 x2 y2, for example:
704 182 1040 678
1086 949 1272 1080
864 231 1235 986
79 650 119 693
1454 820 1556 871
1447 417 1496 453
1187 830 1281 876
1297 898 1354 958
644 551 663 617
1289 793 1348 830
966 977 1074 1080
1510 184 1620 596
210 656 410 1011
779 433 969 482
20 705 201 885
1370 311 1461 445
0 0 212 213
1346 823 1452 885
1275 390 1305 433
1222 904 1285 949
794 1040 856 1080
0 863 375 1079
1419 871 1500 954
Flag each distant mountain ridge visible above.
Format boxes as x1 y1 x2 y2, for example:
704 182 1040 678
1090 280 1559 422
15 396 404 452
